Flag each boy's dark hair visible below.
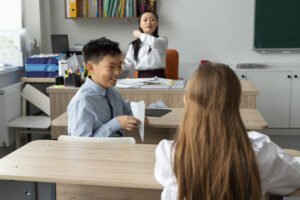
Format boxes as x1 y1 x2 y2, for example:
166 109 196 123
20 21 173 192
82 37 121 63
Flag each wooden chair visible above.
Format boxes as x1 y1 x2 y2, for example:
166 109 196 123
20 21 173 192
134 49 179 79
58 135 136 144
7 84 51 148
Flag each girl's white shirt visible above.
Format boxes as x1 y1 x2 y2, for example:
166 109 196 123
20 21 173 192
123 33 168 71
155 131 300 200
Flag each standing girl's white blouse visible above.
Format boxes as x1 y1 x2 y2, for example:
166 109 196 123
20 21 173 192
154 131 300 200
123 33 168 71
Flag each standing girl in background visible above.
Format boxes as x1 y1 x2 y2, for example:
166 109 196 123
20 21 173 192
123 11 168 78
155 63 300 200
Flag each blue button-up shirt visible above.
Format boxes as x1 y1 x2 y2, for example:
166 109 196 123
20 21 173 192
67 77 132 137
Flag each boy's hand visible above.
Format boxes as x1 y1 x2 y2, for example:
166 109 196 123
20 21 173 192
117 115 140 131
133 30 142 39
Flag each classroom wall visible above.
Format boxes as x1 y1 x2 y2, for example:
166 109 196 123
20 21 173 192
25 0 300 79
22 0 42 46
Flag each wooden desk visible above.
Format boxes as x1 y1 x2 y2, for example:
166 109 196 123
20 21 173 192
47 80 258 121
0 141 298 200
0 140 161 200
51 108 268 142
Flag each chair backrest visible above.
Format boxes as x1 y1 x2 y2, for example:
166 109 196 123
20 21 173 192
165 49 179 79
58 135 136 144
22 84 50 116
133 49 179 79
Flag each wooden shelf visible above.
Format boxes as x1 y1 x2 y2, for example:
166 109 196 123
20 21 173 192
65 0 157 19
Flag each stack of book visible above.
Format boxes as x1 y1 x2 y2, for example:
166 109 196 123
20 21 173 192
25 54 64 78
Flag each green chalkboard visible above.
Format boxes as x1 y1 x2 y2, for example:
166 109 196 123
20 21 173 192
254 0 300 49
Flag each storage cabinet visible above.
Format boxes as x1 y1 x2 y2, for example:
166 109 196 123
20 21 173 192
236 70 300 128
246 71 292 128
290 72 300 128
0 181 36 200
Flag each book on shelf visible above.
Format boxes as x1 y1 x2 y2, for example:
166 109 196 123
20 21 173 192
112 0 118 17
138 0 157 16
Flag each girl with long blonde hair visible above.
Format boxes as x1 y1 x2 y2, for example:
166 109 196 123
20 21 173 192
155 63 300 200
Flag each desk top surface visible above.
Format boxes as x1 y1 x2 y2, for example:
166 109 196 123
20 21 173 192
52 108 268 130
21 77 55 83
46 80 258 95
0 140 160 189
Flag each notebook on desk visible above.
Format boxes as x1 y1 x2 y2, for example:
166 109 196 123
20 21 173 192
145 108 171 117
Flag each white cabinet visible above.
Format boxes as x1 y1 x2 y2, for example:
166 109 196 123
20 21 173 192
290 72 300 128
236 70 300 128
235 71 247 80
246 71 292 128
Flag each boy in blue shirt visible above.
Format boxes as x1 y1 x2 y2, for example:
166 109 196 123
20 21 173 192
68 37 139 137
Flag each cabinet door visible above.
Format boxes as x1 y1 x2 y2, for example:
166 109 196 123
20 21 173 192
234 71 247 80
0 181 36 200
246 71 292 128
290 72 300 128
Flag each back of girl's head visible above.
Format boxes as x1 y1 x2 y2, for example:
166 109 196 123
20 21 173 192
173 63 262 200
186 63 241 114
82 37 121 64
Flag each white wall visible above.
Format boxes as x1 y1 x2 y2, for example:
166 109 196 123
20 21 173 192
25 0 300 79
22 0 42 47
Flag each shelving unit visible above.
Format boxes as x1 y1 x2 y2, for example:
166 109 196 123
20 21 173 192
65 0 157 19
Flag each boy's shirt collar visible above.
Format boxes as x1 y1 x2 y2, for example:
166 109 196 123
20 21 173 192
85 77 107 96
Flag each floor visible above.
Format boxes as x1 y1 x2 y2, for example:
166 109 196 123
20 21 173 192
0 146 15 158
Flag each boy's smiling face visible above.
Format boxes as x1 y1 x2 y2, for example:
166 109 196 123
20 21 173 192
88 54 122 88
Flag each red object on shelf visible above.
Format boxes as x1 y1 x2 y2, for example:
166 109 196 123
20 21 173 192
200 60 210 64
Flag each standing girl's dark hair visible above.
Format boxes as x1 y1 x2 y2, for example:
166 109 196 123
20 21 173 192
131 11 159 61
173 63 262 200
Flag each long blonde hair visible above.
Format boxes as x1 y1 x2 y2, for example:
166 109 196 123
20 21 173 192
173 63 262 200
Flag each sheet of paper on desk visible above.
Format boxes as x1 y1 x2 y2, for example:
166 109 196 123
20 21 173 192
140 84 170 89
131 101 145 142
295 157 300 163
171 80 186 89
116 78 156 88
116 77 182 89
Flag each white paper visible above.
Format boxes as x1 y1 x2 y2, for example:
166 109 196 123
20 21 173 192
116 77 156 88
116 77 185 89
140 84 170 89
295 157 300 163
131 101 145 142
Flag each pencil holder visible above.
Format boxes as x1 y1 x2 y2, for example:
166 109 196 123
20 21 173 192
65 74 81 87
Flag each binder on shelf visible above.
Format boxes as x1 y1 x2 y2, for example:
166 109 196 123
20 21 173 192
66 0 70 17
88 0 92 17
109 0 115 17
98 0 102 17
129 0 133 17
70 0 77 18
84 0 88 17
134 0 137 17
112 0 118 17
122 0 125 17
